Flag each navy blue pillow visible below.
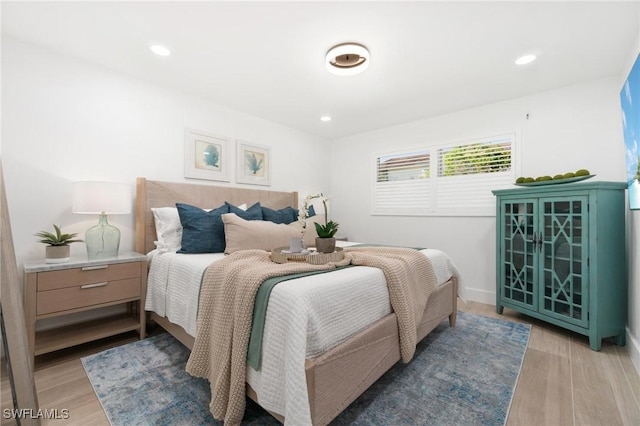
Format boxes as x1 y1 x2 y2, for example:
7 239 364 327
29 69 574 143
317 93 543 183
262 206 298 224
176 203 229 253
307 205 316 217
225 202 263 220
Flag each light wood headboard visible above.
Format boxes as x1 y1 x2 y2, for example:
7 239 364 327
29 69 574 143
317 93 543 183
135 177 298 254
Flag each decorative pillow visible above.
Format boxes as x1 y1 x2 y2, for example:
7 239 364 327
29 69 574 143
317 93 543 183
151 207 183 253
222 213 304 254
307 204 316 217
225 202 263 220
177 203 229 253
262 206 299 224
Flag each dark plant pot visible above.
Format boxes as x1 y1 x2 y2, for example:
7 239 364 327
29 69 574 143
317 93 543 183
315 237 336 254
45 245 70 264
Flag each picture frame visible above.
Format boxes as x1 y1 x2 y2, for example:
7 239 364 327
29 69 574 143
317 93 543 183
184 129 231 182
236 140 271 186
620 53 640 209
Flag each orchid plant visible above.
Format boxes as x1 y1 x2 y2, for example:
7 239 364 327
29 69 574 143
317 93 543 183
299 193 339 238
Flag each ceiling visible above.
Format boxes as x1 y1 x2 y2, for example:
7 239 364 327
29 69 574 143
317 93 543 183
2 1 639 140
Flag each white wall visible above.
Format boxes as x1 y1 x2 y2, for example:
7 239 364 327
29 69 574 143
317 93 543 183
330 77 627 306
1 36 331 275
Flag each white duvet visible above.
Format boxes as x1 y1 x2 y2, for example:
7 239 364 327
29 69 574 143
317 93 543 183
145 241 463 424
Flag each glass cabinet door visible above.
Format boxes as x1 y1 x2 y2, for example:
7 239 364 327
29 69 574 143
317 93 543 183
499 200 537 310
538 197 589 327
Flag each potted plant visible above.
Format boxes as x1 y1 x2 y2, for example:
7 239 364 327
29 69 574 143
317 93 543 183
35 224 82 263
301 193 340 254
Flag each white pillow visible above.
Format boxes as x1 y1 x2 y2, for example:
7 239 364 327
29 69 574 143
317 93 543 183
152 205 222 253
151 207 182 253
222 213 304 254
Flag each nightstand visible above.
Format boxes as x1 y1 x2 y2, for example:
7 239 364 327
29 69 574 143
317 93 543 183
23 251 147 360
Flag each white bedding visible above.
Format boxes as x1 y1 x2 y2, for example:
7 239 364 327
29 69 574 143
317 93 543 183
146 251 225 336
145 241 463 424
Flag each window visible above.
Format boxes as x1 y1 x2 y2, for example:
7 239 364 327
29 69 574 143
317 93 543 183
377 150 430 182
373 133 517 216
374 150 431 215
437 142 511 177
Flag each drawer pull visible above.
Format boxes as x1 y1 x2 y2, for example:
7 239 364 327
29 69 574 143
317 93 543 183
81 265 108 271
80 282 108 289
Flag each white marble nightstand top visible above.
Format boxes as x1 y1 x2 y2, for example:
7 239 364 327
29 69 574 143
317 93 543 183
24 251 147 273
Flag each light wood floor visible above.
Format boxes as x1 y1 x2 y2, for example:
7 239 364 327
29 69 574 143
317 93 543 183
2 301 639 425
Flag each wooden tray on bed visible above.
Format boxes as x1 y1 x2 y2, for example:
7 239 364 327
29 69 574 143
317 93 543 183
270 247 345 264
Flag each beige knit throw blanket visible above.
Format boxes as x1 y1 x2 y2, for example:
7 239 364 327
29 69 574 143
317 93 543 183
185 246 437 425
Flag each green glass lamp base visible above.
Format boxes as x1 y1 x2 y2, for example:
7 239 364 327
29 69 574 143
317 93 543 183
85 214 120 259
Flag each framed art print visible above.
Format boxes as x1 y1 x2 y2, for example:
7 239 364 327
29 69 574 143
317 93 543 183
236 141 271 186
621 52 640 209
184 129 231 182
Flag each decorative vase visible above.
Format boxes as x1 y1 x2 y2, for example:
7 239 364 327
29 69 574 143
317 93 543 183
45 245 70 264
315 237 336 254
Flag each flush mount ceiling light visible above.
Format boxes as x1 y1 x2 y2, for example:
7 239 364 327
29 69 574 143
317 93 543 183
320 115 332 122
150 44 171 56
515 54 536 65
326 43 369 76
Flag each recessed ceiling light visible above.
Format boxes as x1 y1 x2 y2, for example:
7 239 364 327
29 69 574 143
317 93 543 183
515 54 536 65
320 116 332 122
150 45 171 56
326 43 369 76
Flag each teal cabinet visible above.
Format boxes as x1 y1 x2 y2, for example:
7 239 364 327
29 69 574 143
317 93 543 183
492 181 627 350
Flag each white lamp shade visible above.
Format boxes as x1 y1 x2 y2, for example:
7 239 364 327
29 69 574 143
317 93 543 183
72 181 131 215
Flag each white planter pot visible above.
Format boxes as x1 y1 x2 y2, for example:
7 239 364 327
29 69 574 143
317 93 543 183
45 245 70 264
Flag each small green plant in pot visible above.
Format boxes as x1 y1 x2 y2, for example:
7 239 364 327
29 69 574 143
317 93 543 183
301 193 340 253
35 224 82 264
314 219 339 238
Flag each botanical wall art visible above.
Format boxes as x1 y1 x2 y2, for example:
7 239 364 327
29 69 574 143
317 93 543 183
621 53 640 209
237 141 271 186
184 129 231 182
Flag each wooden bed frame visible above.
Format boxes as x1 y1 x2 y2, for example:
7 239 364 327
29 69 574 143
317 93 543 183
135 177 457 425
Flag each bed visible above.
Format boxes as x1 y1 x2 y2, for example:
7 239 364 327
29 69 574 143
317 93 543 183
135 177 459 425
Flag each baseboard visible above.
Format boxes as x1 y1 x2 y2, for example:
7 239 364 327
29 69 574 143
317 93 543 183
463 287 495 306
627 327 640 377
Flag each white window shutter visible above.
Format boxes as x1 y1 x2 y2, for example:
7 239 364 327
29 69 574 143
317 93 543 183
372 133 517 216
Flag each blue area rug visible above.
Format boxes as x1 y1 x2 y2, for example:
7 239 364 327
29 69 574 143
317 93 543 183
81 311 530 425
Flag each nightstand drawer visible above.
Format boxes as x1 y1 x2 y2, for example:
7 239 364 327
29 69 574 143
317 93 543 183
37 262 141 291
36 277 141 315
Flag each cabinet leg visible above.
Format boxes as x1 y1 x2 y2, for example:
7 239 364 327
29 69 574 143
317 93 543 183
613 333 626 346
496 305 504 315
589 336 602 351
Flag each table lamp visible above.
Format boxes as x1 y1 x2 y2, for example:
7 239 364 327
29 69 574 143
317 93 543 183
72 181 131 259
